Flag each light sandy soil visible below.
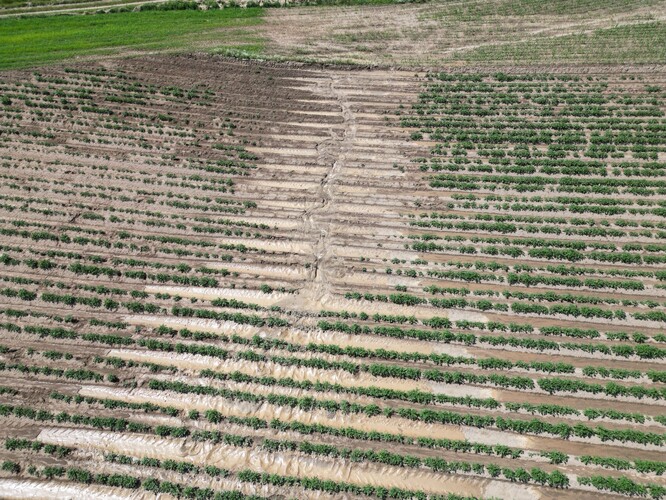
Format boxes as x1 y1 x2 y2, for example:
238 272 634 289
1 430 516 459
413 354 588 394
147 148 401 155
38 427 548 498
0 478 155 499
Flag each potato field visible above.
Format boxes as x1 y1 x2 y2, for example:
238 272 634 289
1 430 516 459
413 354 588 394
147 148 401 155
0 55 665 499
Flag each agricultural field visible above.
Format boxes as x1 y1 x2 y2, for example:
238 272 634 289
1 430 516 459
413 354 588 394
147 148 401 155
0 54 665 500
2 0 666 69
262 0 666 66
1 0 666 498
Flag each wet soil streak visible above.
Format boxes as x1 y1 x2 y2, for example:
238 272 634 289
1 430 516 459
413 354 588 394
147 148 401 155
302 75 356 306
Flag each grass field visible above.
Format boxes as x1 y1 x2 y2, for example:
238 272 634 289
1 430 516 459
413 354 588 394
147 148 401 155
0 7 263 70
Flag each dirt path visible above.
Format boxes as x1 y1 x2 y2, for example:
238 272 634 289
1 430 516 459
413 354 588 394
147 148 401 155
0 0 166 17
